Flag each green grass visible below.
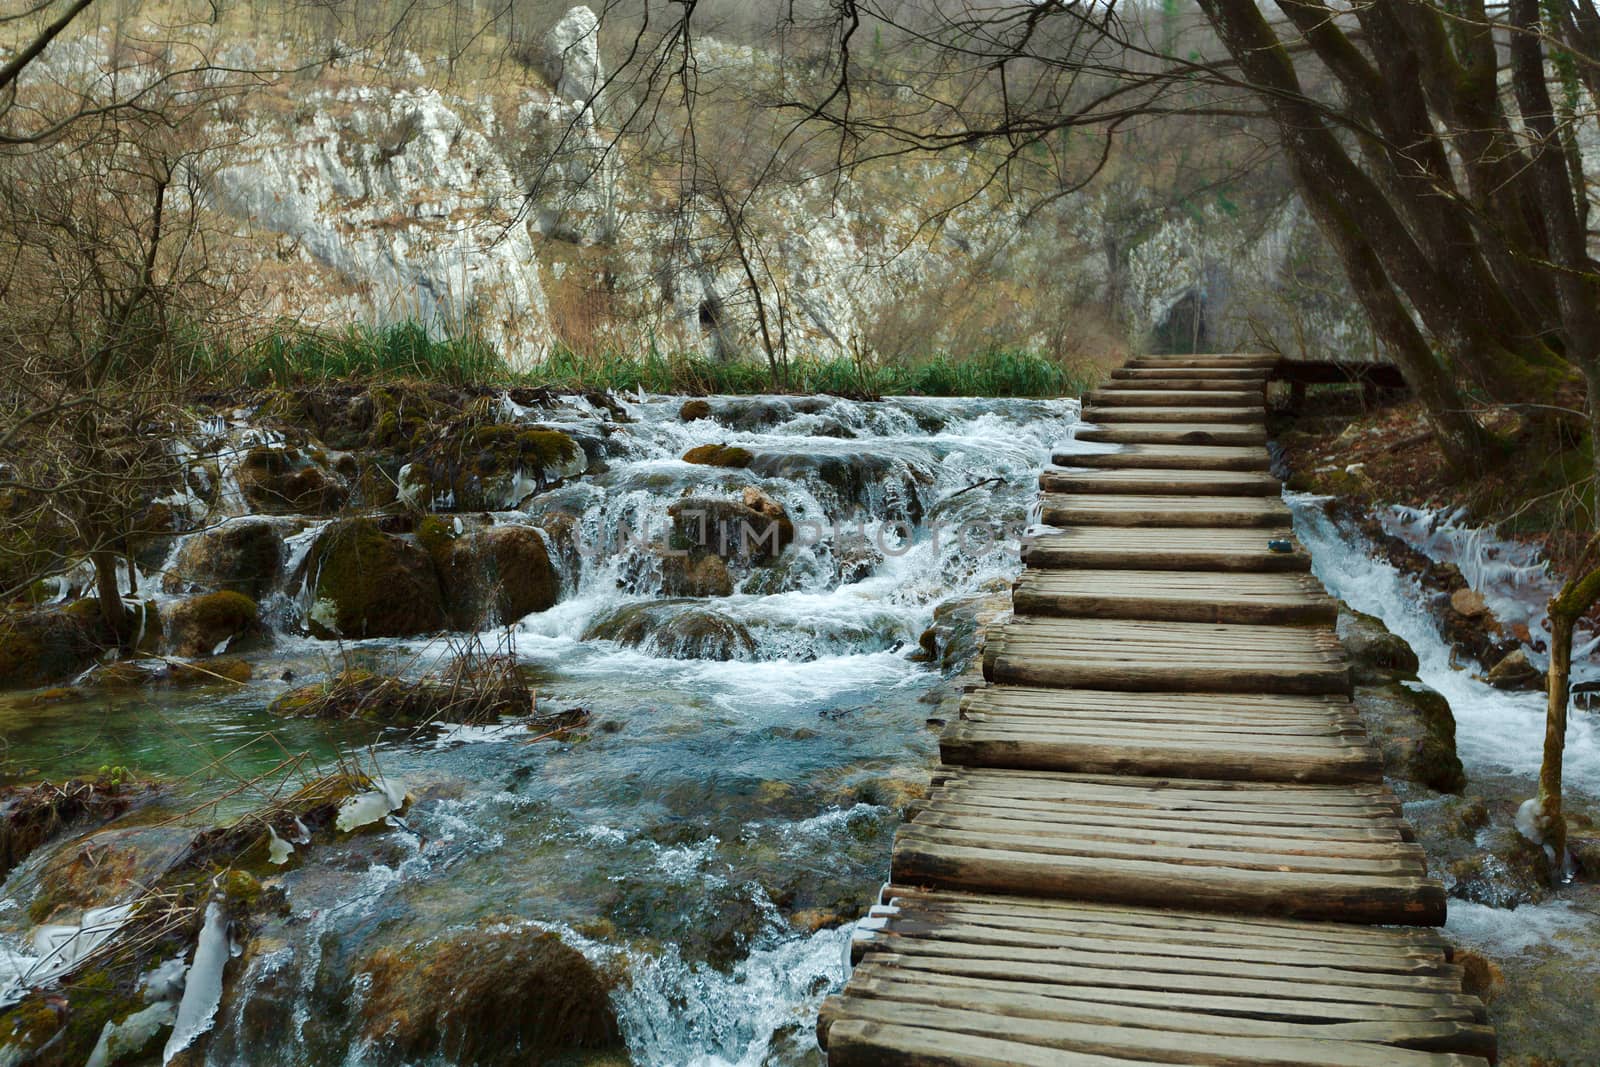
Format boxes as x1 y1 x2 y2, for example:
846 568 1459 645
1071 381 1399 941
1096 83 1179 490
224 321 1095 398
532 343 1095 398
233 321 506 386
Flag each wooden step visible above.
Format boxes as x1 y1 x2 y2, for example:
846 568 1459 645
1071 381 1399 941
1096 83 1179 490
890 769 1442 924
947 687 1378 783
1102 376 1267 391
1053 442 1272 471
1128 353 1279 370
1114 367 1271 381
1024 526 1311 572
1077 423 1268 445
1087 389 1262 407
823 892 1491 1066
1014 568 1337 625
1040 492 1292 528
1086 405 1264 423
1040 466 1281 496
983 616 1351 694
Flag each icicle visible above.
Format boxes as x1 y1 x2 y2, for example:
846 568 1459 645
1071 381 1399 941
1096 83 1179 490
162 901 229 1063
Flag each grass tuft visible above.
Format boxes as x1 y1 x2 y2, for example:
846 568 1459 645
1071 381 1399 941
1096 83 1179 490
224 320 1098 398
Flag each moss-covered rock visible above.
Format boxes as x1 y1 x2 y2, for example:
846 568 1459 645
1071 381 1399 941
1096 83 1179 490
1353 679 1466 794
437 524 561 628
1336 608 1419 684
678 398 712 421
0 607 110 690
305 519 445 639
667 494 791 564
359 923 622 1066
422 425 585 511
164 592 262 658
164 520 283 599
682 443 753 468
659 552 733 598
583 601 755 660
236 446 349 515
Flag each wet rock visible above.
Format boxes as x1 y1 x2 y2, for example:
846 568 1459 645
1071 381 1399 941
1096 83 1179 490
916 588 1012 675
421 425 585 511
359 922 622 1066
682 443 753 468
305 519 446 639
583 601 756 660
164 520 284 599
0 606 118 690
1352 680 1466 794
659 552 733 598
1336 608 1419 684
1450 588 1488 619
678 399 712 422
432 523 561 628
163 592 262 658
0 778 157 881
1446 824 1552 906
18 824 197 924
236 446 349 515
747 450 927 522
1484 648 1543 691
668 495 790 564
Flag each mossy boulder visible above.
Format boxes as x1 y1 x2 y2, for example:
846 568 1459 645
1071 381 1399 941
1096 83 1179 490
1353 679 1466 794
359 923 622 1066
1336 608 1419 684
667 492 792 564
583 601 755 660
164 519 283 599
660 553 733 598
424 425 585 511
436 524 562 628
682 443 753 468
236 446 349 515
305 519 445 639
0 608 113 690
679 398 713 421
164 592 262 657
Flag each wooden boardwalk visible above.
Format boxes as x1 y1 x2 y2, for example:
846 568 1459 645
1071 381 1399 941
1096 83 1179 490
821 354 1494 1065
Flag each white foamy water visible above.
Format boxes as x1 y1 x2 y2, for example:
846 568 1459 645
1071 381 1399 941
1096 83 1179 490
1289 495 1600 792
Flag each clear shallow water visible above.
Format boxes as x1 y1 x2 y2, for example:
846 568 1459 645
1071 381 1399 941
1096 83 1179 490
0 393 1078 1065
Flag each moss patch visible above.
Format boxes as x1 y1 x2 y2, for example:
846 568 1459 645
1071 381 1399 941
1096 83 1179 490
165 591 260 657
682 443 753 468
307 519 445 639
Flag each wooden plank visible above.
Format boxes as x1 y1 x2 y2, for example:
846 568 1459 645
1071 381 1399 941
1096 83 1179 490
1040 466 1282 496
1127 354 1279 370
1103 377 1269 391
1077 423 1268 445
1114 367 1272 381
821 1000 1488 1066
1054 442 1272 471
879 889 1449 950
1086 405 1265 423
847 961 1482 1023
940 727 1380 784
832 975 1496 1057
890 837 1446 924
1014 569 1337 626
1024 526 1309 572
1040 492 1291 528
1087 389 1263 407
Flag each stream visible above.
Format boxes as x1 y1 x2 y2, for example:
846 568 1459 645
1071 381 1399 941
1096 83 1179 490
0 393 1078 1066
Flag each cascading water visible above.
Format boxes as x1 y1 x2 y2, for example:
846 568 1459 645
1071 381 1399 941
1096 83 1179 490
0 392 1078 1066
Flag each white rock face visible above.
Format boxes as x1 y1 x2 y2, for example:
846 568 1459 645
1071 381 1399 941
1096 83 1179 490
541 6 603 104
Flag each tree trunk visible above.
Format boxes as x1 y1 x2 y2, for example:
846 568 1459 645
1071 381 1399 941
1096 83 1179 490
1540 536 1600 867
91 548 131 649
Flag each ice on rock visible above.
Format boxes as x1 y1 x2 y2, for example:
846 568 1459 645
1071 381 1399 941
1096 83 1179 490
336 778 408 833
163 901 230 1064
